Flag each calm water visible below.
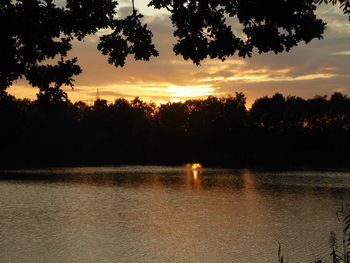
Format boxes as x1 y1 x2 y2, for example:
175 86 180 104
0 166 349 263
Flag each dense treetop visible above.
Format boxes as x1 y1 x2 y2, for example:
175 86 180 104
1 0 349 101
0 91 350 167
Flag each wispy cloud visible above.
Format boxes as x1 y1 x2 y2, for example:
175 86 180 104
331 51 350 56
8 5 350 106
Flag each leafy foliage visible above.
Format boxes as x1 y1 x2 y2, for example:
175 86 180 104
0 0 349 97
0 0 158 95
1 92 350 167
98 12 159 67
150 0 332 64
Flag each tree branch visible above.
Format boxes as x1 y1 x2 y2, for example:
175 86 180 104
132 0 136 15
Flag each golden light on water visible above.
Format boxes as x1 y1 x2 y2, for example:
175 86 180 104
191 163 202 182
184 163 202 190
184 163 203 185
193 170 198 180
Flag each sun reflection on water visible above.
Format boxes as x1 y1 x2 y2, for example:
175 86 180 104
184 163 203 190
193 170 199 180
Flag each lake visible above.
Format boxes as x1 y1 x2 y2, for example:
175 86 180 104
0 166 349 263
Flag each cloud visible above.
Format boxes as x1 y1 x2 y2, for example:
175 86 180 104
331 51 350 56
116 6 134 18
8 4 350 107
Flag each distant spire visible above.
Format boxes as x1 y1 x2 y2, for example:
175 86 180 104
96 88 100 100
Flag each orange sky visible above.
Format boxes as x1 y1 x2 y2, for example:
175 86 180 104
8 2 350 108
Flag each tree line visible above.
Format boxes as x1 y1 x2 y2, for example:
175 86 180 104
1 91 350 168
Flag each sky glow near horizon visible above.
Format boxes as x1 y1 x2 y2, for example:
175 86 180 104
8 1 350 107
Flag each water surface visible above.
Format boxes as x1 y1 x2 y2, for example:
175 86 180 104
0 167 349 263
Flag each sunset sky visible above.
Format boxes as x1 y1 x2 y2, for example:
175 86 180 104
9 1 350 107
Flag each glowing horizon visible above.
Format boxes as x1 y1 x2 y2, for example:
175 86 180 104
6 4 350 108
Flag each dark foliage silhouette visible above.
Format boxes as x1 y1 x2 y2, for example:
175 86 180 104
1 0 349 96
0 0 157 97
1 92 350 168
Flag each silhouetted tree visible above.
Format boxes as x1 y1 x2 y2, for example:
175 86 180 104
1 92 350 168
1 0 349 96
153 102 189 160
210 94 247 143
0 0 157 93
0 94 26 154
330 92 350 115
158 102 187 126
250 93 286 130
284 96 308 130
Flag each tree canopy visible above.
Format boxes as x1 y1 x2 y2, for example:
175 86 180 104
1 0 349 100
1 92 350 167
